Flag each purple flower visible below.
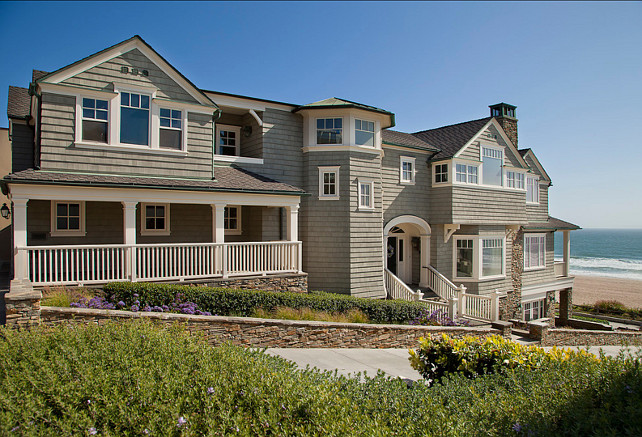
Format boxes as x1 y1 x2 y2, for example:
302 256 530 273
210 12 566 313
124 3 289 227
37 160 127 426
131 305 139 312
207 387 214 394
88 427 98 435
512 423 522 432
177 417 187 427
86 399 91 404
117 301 125 307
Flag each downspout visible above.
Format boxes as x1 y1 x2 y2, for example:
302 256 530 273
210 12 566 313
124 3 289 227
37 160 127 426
211 109 222 180
27 82 42 169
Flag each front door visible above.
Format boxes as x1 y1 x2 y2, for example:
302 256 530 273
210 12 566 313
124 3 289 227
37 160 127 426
387 236 410 283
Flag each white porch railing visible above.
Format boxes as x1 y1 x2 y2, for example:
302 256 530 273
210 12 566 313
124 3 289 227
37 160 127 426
426 265 460 301
462 293 493 321
19 241 302 286
384 268 423 301
421 299 449 314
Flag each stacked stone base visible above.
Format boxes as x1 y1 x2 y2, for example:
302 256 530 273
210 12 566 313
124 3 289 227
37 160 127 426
4 280 42 329
184 273 308 293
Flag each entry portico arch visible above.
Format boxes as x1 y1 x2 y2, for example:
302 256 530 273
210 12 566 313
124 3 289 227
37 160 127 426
383 215 431 288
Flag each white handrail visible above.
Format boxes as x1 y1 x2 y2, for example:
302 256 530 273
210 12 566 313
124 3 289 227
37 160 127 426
18 241 302 286
462 294 493 321
426 265 460 301
384 268 422 301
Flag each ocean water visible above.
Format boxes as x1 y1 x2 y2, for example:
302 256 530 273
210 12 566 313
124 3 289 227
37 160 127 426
554 229 642 281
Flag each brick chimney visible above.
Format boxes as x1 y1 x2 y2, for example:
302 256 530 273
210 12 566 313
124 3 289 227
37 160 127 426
490 103 517 147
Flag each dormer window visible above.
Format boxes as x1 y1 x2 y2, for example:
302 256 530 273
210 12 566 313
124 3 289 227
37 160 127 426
355 119 375 146
216 124 241 156
316 118 342 144
120 92 150 146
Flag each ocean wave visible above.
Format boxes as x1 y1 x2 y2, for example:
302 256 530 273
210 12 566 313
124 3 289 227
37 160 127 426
562 256 642 281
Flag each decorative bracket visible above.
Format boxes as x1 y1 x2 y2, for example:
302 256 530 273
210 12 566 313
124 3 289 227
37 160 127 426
249 109 263 127
443 224 460 243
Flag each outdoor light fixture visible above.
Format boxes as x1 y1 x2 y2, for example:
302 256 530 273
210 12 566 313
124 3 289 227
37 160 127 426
0 203 10 219
242 125 252 137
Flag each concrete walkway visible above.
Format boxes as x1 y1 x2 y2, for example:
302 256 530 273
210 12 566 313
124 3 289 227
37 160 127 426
266 345 642 381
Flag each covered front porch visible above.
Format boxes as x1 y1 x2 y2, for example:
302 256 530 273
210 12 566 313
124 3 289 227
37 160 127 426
8 174 303 287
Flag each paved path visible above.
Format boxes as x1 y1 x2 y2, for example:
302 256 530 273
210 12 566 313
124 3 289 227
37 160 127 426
266 345 642 381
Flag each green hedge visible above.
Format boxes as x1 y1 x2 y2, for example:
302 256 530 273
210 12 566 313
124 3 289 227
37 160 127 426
103 282 429 324
1 321 641 436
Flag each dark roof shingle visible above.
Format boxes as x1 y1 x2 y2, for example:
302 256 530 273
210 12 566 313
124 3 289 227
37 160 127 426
412 117 492 160
4 167 305 195
32 70 50 82
524 216 581 231
382 129 440 152
7 86 31 119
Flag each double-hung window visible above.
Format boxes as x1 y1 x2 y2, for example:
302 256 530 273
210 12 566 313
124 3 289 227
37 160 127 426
400 157 415 184
527 177 539 203
318 166 340 199
358 180 374 210
142 203 170 235
317 118 342 144
456 239 474 278
51 201 85 237
524 234 546 270
482 238 504 277
120 92 150 146
507 171 525 189
455 164 478 184
434 163 448 183
482 147 503 186
159 108 182 150
355 119 375 146
82 98 109 143
216 125 241 156
224 206 241 235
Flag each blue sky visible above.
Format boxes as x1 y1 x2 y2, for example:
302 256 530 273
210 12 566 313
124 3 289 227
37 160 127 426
1 1 640 228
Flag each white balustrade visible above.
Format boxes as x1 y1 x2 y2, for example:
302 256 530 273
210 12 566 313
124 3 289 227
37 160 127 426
426 265 460 301
384 268 423 301
421 300 449 314
462 293 493 321
19 241 302 286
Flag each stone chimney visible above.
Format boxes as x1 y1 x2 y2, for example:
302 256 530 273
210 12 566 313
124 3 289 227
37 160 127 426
490 103 517 147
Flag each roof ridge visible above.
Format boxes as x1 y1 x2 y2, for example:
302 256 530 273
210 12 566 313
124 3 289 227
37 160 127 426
413 116 491 135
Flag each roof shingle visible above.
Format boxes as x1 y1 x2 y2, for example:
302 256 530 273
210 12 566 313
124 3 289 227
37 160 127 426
412 117 492 161
382 129 439 152
7 86 31 119
4 167 305 195
524 216 581 231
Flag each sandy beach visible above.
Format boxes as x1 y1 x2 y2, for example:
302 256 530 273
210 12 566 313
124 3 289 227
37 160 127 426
571 275 642 308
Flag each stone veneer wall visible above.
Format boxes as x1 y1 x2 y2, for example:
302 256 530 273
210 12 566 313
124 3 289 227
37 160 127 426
41 307 506 348
4 290 42 329
528 319 642 346
501 228 523 320
191 273 308 293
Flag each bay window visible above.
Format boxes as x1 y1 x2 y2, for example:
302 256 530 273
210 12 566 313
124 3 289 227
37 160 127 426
355 119 375 146
507 171 525 189
455 163 478 184
524 234 546 270
454 236 505 280
317 118 342 144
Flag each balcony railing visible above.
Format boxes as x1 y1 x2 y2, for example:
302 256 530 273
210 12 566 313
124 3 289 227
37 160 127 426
18 241 302 286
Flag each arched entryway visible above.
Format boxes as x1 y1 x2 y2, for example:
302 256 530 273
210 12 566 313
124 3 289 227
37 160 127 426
383 216 431 287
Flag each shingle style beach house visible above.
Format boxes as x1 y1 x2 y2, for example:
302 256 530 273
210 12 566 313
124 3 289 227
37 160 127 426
3 36 579 321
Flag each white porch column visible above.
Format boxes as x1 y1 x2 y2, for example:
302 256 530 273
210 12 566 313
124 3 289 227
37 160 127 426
12 198 28 281
122 201 138 280
563 230 571 277
419 234 430 288
211 203 226 243
286 205 299 242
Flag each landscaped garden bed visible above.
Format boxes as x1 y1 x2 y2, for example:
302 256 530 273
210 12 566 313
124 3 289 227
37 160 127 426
1 320 640 435
574 299 642 322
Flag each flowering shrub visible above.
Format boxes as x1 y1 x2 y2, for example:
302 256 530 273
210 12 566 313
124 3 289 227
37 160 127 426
71 292 212 316
409 333 599 385
409 309 469 327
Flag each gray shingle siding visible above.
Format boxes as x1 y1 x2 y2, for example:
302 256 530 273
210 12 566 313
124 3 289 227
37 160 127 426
522 232 556 287
10 123 35 172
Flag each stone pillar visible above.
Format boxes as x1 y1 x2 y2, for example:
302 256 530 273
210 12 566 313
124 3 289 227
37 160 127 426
12 198 28 281
5 288 42 329
559 288 573 324
503 227 524 320
419 234 429 288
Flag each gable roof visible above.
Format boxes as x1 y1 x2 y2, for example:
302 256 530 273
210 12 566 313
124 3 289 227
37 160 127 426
519 148 552 182
4 167 305 195
412 117 492 161
7 86 31 119
293 97 395 128
36 35 217 109
382 129 440 152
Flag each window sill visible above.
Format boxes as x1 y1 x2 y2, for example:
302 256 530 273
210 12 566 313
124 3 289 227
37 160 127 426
358 207 375 212
224 230 242 236
400 180 415 185
213 155 264 165
319 196 340 201
50 231 86 237
524 266 546 272
140 230 171 236
74 142 189 156
526 201 540 205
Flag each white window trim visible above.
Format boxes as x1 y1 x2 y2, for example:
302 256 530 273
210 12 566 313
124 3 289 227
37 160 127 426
454 161 480 185
480 143 505 188
50 201 86 237
358 179 375 211
315 117 344 146
318 166 340 200
526 176 540 204
141 203 170 236
433 162 450 186
355 118 376 148
522 298 546 321
72 83 193 154
505 169 527 191
524 233 547 271
452 235 506 281
400 156 416 184
215 124 241 157
158 107 188 152
224 205 242 235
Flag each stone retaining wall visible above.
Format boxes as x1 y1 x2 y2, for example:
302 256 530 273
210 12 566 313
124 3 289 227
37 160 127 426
528 319 642 346
184 273 308 293
4 290 42 329
41 307 505 348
